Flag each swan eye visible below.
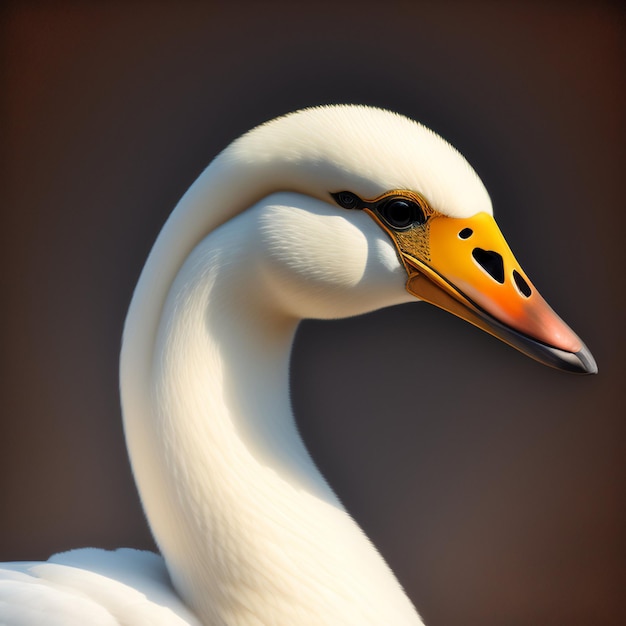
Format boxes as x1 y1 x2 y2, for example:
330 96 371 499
332 191 361 209
379 198 425 230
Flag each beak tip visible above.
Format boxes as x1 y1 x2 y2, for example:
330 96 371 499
574 345 598 375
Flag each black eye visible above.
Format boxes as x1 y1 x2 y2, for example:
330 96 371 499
332 191 361 209
379 198 425 229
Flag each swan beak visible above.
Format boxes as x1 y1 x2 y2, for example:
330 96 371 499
387 212 596 374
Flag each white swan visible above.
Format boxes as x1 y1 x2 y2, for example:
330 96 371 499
0 105 596 626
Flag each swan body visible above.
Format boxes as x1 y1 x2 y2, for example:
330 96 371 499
0 106 596 626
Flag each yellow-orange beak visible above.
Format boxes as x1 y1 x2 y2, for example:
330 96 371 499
367 209 597 374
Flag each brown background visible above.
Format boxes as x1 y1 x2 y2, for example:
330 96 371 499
1 2 625 625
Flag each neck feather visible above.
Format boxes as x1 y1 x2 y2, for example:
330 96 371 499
121 209 423 625
120 131 423 623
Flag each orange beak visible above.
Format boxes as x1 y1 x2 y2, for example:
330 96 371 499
367 210 597 374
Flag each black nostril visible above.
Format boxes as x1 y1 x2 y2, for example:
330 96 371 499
472 248 505 283
513 270 532 297
459 228 473 239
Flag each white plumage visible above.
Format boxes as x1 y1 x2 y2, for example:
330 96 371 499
0 106 593 625
0 549 199 625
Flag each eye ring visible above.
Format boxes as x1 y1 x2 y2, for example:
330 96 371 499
379 198 426 230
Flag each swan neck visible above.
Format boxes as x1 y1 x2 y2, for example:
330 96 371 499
120 148 423 624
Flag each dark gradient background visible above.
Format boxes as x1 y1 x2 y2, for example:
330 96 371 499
1 2 625 625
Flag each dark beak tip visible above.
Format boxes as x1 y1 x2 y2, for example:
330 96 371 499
575 345 598 375
550 342 598 375
485 315 598 375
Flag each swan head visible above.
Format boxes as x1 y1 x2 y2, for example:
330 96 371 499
225 106 596 374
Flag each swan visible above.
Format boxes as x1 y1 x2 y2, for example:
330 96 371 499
0 105 596 626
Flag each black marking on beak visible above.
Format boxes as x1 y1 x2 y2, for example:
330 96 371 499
513 269 532 297
472 248 505 284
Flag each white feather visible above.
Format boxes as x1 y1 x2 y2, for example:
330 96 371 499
0 549 199 626
2 106 494 625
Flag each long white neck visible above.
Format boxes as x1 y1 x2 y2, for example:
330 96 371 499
120 109 429 625
143 209 422 624
122 202 423 625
